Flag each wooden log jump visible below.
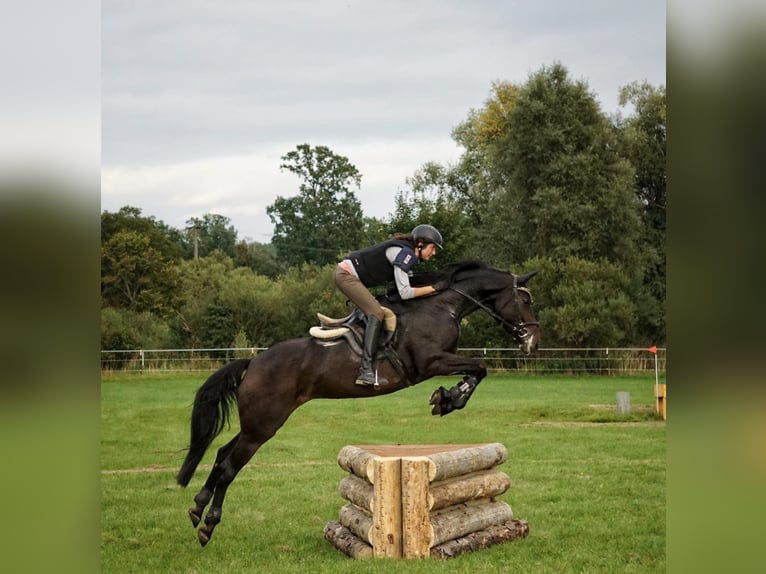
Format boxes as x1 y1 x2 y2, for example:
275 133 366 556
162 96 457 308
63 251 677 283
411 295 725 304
324 443 529 559
655 383 667 420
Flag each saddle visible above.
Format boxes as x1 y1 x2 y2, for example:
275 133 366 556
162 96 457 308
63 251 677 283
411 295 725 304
309 306 396 353
309 306 411 385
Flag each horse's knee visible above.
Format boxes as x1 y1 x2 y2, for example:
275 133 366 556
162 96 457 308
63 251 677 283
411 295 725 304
194 487 213 507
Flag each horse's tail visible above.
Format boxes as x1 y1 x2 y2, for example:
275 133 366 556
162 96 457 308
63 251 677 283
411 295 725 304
176 358 252 487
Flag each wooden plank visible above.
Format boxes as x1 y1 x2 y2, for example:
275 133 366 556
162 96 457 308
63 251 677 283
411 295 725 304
428 443 508 482
430 499 514 546
323 521 374 559
338 474 373 513
351 444 486 457
338 503 372 544
369 457 402 558
401 456 435 558
657 384 667 420
430 519 530 559
430 470 511 511
337 445 375 482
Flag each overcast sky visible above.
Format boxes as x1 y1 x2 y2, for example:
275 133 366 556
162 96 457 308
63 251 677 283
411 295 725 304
101 0 666 243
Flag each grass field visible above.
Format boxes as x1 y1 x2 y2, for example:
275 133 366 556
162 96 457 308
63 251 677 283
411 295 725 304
101 372 665 573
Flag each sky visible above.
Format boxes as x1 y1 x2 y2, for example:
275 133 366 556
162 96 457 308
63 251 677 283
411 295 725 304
101 0 666 243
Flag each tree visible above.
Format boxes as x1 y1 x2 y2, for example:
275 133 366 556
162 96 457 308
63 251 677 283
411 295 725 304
520 256 638 347
388 162 474 268
184 213 238 259
101 205 185 260
419 65 662 348
450 81 523 227
212 266 286 347
267 144 365 266
232 240 285 278
101 307 172 351
617 82 666 234
170 252 236 348
491 63 643 268
267 263 348 343
616 81 666 343
198 302 237 349
101 230 179 317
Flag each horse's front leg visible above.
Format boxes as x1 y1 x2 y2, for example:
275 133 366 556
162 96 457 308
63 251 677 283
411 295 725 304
424 355 487 416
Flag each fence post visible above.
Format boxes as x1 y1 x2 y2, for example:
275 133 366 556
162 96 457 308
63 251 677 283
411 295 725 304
616 391 631 414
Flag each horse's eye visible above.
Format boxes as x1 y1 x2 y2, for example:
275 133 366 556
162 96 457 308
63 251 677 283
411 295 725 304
518 288 533 304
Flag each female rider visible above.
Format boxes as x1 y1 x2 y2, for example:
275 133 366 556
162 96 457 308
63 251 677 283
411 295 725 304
334 224 445 387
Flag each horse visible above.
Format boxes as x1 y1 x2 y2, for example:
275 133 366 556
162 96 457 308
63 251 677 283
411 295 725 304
177 260 540 546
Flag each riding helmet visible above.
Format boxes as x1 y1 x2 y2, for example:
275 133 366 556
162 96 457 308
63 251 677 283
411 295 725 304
411 224 443 249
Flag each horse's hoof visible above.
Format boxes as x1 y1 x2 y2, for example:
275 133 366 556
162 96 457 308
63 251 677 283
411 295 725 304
188 508 201 528
429 387 445 405
198 530 210 547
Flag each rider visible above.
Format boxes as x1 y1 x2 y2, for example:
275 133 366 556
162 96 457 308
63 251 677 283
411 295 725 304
335 224 446 387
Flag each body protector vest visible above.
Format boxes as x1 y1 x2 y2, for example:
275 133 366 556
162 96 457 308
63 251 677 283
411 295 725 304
345 239 416 287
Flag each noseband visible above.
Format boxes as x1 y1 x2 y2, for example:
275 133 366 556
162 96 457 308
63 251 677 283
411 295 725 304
450 282 539 342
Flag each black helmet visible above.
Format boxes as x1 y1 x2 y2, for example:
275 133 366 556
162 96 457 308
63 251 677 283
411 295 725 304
411 224 443 249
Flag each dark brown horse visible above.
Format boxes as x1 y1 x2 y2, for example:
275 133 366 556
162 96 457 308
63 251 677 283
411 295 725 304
177 260 540 546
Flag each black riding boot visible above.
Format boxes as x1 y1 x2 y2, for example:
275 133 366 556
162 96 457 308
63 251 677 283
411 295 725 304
355 316 389 387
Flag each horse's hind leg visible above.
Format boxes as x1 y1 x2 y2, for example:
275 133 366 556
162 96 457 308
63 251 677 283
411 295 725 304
196 434 263 547
188 433 240 528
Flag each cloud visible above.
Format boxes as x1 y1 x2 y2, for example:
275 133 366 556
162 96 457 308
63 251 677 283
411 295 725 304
101 0 666 240
101 137 463 241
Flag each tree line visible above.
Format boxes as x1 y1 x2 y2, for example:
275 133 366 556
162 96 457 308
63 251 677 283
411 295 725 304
101 63 665 353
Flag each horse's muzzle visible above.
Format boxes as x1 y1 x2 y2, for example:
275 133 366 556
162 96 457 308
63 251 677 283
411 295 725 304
518 329 539 355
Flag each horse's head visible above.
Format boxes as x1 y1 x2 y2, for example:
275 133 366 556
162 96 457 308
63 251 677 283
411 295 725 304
411 261 541 354
491 270 541 355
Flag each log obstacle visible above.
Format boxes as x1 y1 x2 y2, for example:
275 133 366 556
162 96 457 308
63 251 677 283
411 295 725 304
323 443 529 559
655 383 667 420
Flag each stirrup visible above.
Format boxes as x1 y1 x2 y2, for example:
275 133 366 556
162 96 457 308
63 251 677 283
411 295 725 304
355 369 387 389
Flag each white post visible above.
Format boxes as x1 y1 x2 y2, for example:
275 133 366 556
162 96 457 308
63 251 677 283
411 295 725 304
654 351 660 414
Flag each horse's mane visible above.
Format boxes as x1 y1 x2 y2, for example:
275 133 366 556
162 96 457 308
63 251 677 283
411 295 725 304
380 260 502 309
409 260 491 288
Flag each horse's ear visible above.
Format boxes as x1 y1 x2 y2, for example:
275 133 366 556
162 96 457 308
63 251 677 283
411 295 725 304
516 270 539 286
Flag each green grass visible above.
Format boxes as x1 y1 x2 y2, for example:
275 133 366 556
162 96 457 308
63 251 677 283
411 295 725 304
101 373 665 573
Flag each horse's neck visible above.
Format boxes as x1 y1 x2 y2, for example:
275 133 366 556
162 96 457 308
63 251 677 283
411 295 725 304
454 273 508 299
385 271 507 320
449 275 509 317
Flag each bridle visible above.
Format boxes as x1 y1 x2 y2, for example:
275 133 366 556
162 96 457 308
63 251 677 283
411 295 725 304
450 280 539 342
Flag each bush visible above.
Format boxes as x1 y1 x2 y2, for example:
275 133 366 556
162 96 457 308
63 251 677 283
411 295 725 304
101 307 172 350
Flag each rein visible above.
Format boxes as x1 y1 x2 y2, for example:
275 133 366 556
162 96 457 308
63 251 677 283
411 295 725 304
449 283 539 341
